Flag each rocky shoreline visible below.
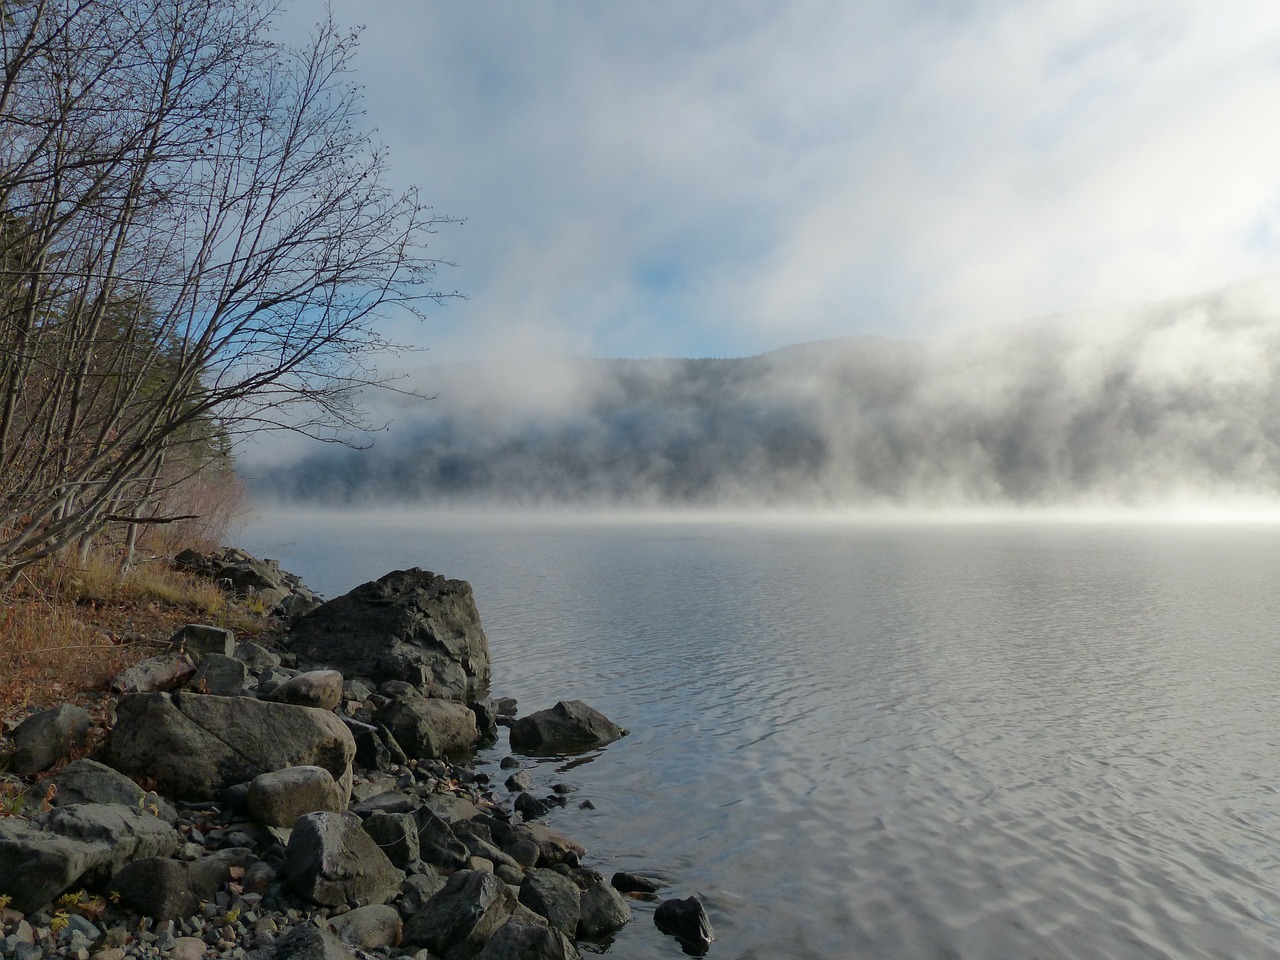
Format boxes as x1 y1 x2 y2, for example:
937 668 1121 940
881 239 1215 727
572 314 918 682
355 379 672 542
0 551 714 959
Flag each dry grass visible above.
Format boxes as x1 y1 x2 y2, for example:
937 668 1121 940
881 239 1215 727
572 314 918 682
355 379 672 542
0 549 281 721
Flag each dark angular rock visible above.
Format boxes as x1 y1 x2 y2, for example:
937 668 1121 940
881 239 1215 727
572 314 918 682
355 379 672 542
505 771 533 792
287 568 490 701
508 701 625 756
113 848 256 921
514 793 549 821
416 807 469 871
518 869 580 936
470 699 499 742
363 811 419 868
473 919 581 960
654 896 714 954
8 704 91 775
286 811 404 907
402 869 517 956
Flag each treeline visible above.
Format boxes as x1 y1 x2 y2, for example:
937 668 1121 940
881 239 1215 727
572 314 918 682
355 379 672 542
255 280 1280 508
0 0 451 577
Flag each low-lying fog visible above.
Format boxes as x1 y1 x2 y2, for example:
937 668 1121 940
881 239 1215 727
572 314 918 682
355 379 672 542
244 278 1280 513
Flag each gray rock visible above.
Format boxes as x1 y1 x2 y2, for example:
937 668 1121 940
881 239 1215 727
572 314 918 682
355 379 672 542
610 871 663 894
8 704 91 775
285 811 404 908
171 623 235 658
473 919 581 960
576 881 631 940
518 870 580 937
246 766 346 827
378 695 479 759
112 848 256 921
246 922 357 959
503 840 540 869
504 772 533 792
507 824 585 868
362 811 419 869
654 896 714 953
111 652 197 695
287 569 490 701
234 641 283 672
402 869 517 956
48 759 176 821
399 870 448 916
507 702 625 756
350 791 417 818
415 807 469 871
268 671 344 712
327 903 403 950
0 803 179 913
190 653 250 696
101 692 355 802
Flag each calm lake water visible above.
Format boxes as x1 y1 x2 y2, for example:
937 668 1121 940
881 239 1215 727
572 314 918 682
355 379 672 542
240 510 1280 960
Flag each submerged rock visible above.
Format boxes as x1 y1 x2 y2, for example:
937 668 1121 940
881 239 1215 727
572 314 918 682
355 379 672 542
654 896 714 954
508 701 626 755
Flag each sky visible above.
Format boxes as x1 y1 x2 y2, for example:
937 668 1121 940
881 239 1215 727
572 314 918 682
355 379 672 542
271 1 1280 364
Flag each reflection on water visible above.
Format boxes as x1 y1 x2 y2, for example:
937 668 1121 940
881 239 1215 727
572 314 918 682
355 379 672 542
243 512 1280 959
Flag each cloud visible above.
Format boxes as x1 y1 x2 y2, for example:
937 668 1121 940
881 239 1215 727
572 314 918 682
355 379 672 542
273 0 1280 361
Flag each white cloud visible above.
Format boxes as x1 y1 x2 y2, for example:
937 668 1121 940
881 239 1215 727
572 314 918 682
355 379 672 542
275 0 1280 360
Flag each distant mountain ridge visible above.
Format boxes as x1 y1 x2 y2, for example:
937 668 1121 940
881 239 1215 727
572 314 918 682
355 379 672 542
253 278 1280 508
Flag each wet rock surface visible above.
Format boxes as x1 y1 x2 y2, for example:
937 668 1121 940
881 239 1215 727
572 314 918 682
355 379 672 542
508 701 626 756
0 555 709 959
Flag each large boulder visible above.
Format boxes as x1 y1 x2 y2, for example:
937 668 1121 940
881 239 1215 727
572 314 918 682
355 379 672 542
508 701 625 756
0 803 180 913
287 568 490 701
101 692 356 801
286 811 404 908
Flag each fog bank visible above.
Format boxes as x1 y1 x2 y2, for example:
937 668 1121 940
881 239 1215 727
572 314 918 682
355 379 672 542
248 279 1280 510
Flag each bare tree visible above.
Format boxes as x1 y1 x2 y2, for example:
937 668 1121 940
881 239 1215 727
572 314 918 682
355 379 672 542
0 0 456 578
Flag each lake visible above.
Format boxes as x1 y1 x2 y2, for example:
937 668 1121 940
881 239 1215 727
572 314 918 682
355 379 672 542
239 509 1280 959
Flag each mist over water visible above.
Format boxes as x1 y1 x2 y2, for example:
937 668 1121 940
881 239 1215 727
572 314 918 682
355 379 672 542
248 278 1280 512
